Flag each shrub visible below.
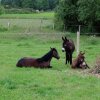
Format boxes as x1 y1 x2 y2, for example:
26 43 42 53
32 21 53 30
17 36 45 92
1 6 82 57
4 8 35 14
0 25 8 32
88 36 98 45
0 6 5 15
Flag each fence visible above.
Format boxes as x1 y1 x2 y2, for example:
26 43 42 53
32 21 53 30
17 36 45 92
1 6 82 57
0 18 100 35
63 25 100 35
0 18 55 33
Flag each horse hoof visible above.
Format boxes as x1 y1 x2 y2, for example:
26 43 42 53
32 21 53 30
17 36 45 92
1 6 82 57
48 66 52 68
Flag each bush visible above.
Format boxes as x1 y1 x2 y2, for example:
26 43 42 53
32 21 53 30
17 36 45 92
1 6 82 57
88 36 98 45
0 25 8 32
4 8 35 14
54 12 64 31
0 6 5 15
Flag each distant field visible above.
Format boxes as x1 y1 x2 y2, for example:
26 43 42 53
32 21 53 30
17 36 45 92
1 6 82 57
0 14 100 100
0 12 54 19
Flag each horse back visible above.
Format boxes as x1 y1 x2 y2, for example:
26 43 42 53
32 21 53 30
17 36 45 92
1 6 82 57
16 57 50 68
69 39 75 52
16 57 36 67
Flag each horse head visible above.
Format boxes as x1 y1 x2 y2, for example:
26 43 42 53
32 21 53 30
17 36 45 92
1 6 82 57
50 47 60 60
77 51 85 64
62 37 69 52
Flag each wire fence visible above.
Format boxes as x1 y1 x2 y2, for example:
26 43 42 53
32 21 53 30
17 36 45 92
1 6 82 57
63 25 100 35
0 18 100 36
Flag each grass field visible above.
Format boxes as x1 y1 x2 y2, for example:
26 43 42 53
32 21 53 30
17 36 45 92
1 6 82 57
0 13 100 100
0 12 54 19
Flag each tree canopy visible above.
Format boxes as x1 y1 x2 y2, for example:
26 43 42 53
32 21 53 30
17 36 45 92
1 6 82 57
55 0 100 33
1 0 59 10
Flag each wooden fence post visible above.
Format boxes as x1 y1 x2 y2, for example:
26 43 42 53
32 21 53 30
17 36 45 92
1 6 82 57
79 25 81 34
76 31 80 55
76 25 81 55
8 22 10 29
40 19 43 31
53 23 55 30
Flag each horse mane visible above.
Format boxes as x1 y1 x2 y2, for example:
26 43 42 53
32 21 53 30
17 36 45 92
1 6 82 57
37 50 53 62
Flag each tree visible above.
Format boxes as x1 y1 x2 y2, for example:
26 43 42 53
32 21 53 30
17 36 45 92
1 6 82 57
0 5 4 14
1 0 59 11
77 0 100 32
12 0 22 7
21 0 36 8
55 0 79 31
34 0 49 10
1 0 12 7
55 0 100 32
48 0 59 10
1 0 22 8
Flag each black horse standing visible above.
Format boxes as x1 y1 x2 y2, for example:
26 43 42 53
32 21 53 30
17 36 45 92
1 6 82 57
62 37 75 65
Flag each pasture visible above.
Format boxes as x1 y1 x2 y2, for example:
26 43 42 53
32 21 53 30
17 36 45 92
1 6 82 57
0 13 100 100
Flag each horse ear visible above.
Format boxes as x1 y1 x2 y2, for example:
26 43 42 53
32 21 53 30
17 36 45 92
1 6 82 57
80 51 85 55
79 51 82 55
82 52 85 55
82 51 85 55
80 51 82 53
65 37 69 41
62 37 65 41
65 37 67 40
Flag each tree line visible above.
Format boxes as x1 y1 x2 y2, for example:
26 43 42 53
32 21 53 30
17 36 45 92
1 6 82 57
1 0 59 10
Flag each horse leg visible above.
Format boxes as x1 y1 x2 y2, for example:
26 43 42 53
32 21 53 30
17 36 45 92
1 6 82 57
66 52 68 64
68 53 70 63
84 61 90 69
48 66 52 68
69 53 72 65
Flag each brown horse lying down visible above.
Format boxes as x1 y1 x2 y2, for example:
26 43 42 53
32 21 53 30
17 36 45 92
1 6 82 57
16 48 60 68
71 51 89 69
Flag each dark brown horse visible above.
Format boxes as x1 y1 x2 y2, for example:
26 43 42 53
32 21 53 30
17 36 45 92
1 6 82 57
62 37 75 65
16 48 60 68
71 51 89 69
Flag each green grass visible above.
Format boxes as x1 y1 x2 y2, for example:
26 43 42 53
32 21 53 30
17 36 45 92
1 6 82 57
0 12 54 19
0 16 100 100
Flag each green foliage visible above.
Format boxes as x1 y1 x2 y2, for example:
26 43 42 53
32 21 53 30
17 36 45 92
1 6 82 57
88 36 99 45
55 0 100 33
0 6 4 15
77 0 100 32
1 0 59 11
48 0 59 10
21 0 35 8
1 0 22 8
0 25 8 32
55 0 79 31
